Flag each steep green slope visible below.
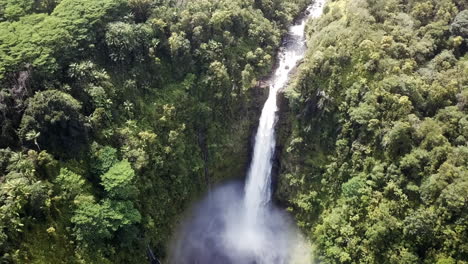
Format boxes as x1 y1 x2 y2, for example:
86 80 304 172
0 0 310 262
278 0 468 263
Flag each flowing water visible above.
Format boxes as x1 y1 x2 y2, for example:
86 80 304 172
244 0 325 228
170 1 326 263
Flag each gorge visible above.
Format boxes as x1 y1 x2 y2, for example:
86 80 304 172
0 0 467 263
169 1 326 263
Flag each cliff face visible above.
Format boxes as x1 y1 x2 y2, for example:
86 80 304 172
209 85 268 184
272 91 292 204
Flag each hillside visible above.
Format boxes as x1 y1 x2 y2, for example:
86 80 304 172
0 0 467 263
0 0 309 262
277 0 468 263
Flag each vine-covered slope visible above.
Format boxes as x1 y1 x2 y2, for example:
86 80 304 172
278 0 468 263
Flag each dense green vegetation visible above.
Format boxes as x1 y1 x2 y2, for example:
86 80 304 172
2 0 467 262
278 0 468 263
0 0 311 262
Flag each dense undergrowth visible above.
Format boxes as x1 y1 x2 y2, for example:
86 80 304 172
0 0 311 262
2 0 467 263
278 0 468 263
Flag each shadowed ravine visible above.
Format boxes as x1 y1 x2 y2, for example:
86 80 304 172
169 1 326 263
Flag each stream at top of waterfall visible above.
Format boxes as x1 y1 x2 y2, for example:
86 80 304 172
169 1 326 263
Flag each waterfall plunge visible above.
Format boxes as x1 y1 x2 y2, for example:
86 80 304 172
170 2 326 263
244 1 324 226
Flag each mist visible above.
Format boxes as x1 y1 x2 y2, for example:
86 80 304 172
169 181 311 264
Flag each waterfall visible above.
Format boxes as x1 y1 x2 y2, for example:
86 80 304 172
244 0 325 227
170 2 326 263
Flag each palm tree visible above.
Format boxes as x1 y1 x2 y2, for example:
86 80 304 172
25 130 41 151
10 152 24 167
124 101 134 119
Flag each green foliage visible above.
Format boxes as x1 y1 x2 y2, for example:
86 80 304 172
1 0 34 21
105 22 154 63
0 0 311 262
0 151 51 261
0 0 126 78
341 176 366 199
278 0 468 263
128 0 153 23
71 196 141 244
100 160 138 199
90 144 118 176
0 14 72 77
19 90 87 155
55 168 86 200
3 0 465 261
382 121 414 158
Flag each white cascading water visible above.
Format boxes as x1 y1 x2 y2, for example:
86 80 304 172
244 0 325 227
170 2 326 263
